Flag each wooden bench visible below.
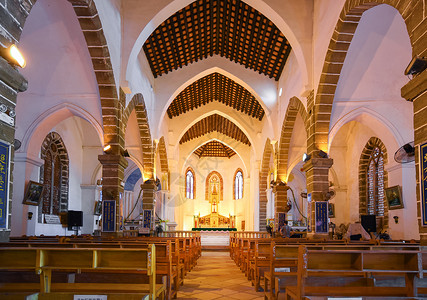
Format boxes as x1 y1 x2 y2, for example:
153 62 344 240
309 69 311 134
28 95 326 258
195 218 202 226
0 245 165 299
285 245 422 299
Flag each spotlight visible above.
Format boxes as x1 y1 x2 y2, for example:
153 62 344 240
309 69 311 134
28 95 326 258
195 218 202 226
393 216 399 224
404 56 427 76
318 150 328 158
302 153 311 162
103 144 111 153
0 45 26 68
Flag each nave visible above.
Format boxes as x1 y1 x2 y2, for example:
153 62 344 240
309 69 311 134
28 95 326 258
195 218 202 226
176 251 263 300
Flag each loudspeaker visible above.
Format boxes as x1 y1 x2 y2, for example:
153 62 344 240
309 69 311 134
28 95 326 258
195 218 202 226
67 210 83 228
404 56 427 76
361 215 376 233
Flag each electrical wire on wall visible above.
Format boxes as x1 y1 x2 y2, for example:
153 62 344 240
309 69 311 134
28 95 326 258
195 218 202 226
124 187 143 222
288 186 308 224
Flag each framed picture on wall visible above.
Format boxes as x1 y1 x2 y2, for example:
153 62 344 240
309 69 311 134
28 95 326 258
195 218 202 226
328 203 335 218
22 180 44 206
385 185 404 210
94 201 102 215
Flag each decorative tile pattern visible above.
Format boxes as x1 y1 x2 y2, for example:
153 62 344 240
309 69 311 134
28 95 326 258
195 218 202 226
178 251 264 299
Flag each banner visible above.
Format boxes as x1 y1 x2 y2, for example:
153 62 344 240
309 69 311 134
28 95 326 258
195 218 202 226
0 141 9 229
102 200 116 232
140 209 152 234
315 201 328 233
421 142 427 226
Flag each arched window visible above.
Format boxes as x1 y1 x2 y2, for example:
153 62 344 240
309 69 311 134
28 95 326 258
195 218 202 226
359 137 389 229
234 169 243 199
185 167 195 199
39 132 69 217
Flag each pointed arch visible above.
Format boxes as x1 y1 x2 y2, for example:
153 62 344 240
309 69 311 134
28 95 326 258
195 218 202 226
359 137 389 230
277 97 308 182
259 138 274 230
67 0 124 154
313 0 418 152
157 137 169 173
123 93 153 180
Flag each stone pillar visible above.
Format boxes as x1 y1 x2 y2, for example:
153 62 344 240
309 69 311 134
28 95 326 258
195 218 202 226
401 70 427 245
141 180 156 235
303 157 333 237
98 154 128 237
273 183 289 232
0 56 28 238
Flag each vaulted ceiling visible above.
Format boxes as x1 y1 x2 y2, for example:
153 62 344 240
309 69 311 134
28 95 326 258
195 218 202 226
143 0 291 80
194 140 236 158
167 72 264 120
180 114 251 145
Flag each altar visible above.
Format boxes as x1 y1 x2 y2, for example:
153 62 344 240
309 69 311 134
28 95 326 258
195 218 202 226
192 228 234 249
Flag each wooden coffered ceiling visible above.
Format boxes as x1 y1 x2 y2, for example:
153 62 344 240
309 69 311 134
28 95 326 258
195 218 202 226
180 114 250 146
143 0 291 80
194 140 236 158
167 72 264 120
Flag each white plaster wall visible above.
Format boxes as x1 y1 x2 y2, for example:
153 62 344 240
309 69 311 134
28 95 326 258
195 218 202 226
312 0 345 92
332 5 413 145
16 0 103 157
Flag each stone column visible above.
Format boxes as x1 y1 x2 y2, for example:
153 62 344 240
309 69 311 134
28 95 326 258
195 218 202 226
141 180 157 235
0 56 28 240
303 157 333 237
401 70 427 245
98 154 128 237
273 183 289 232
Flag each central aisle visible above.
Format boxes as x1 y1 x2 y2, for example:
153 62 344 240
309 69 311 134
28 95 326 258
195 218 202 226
177 251 264 299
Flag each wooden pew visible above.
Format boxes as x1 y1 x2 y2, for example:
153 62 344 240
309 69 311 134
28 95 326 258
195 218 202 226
0 245 165 299
284 245 422 299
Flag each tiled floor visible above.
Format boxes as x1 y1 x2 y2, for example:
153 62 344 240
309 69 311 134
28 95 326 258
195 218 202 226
177 251 264 299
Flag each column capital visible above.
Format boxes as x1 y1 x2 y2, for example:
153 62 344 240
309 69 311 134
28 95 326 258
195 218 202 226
303 157 333 171
98 154 128 169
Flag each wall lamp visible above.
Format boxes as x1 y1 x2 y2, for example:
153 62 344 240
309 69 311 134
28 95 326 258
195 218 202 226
0 45 26 68
302 153 311 162
393 216 399 224
123 149 130 157
103 144 112 153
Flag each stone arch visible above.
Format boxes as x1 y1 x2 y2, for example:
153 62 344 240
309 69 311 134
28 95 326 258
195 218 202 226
40 132 69 214
277 97 308 182
67 0 124 154
157 136 168 174
359 137 389 229
205 171 224 202
313 0 419 153
123 93 153 180
259 138 274 230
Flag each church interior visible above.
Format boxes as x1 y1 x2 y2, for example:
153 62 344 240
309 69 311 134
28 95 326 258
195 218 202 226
0 0 427 299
